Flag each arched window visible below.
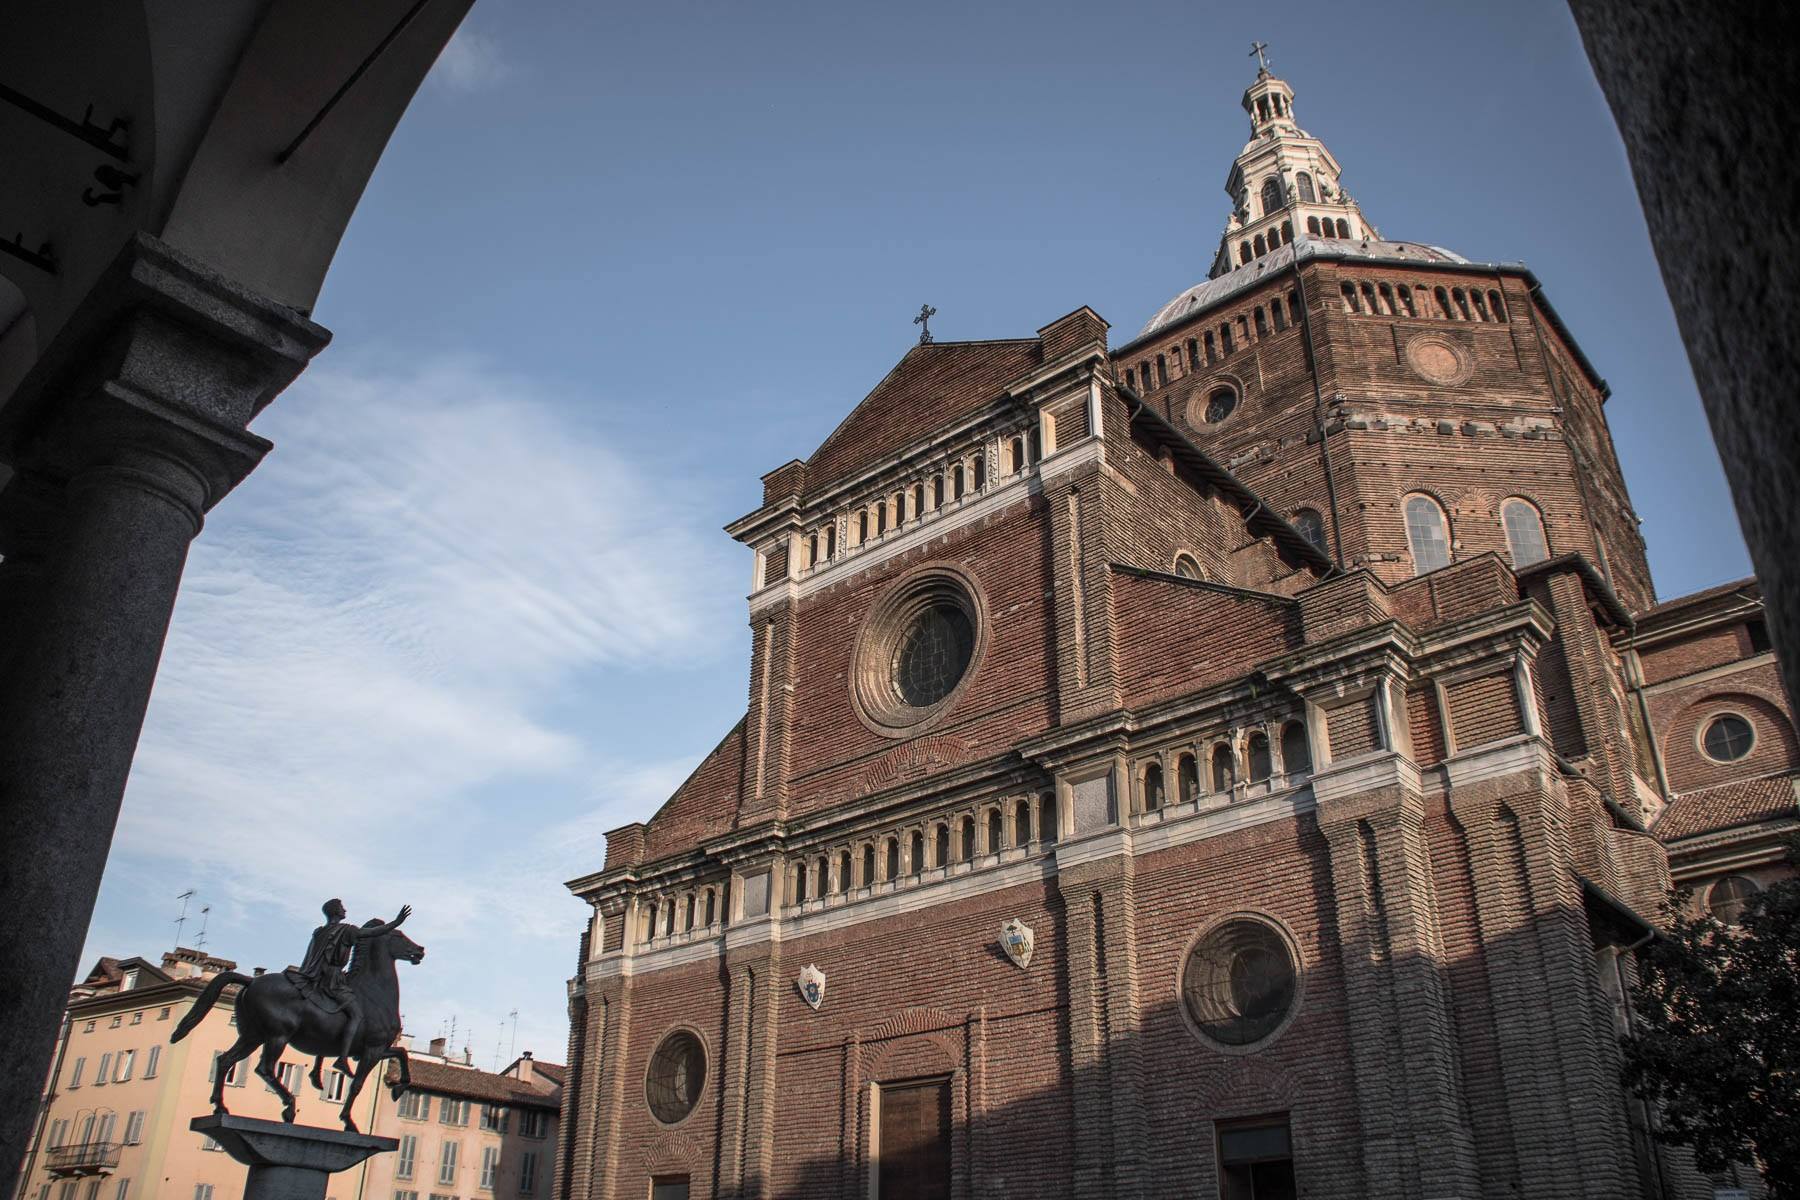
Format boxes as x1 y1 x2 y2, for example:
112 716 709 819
1293 507 1327 554
1287 291 1302 326
1254 308 1269 336
960 817 976 862
1396 284 1416 317
972 454 986 491
1296 172 1316 203
824 526 836 559
836 852 850 894
705 888 717 924
860 843 875 886
1254 234 1267 258
1156 353 1169 386
1377 283 1397 315
1471 290 1491 321
1702 713 1755 762
1247 732 1272 782
1502 498 1549 568
1280 219 1293 244
1487 289 1507 321
643 899 657 940
1015 797 1032 844
684 895 695 931
1186 338 1200 374
935 823 949 868
986 808 1003 853
913 482 925 515
875 503 887 535
858 511 869 543
1452 288 1473 320
1177 753 1198 803
1143 763 1165 812
1039 793 1059 843
1204 331 1218 363
1306 216 1321 237
1335 218 1351 238
1361 282 1379 313
1404 494 1452 575
1434 286 1454 318
885 837 900 880
1281 722 1312 776
1221 322 1236 354
1240 240 1253 265
792 865 807 903
932 474 945 508
1211 744 1235 792
1009 436 1025 473
1261 177 1283 216
952 463 965 499
816 854 830 895
1706 875 1759 924
1172 552 1203 579
910 830 925 875
1271 301 1287 331
1341 282 1361 313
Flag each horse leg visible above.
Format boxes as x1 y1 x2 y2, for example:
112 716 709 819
339 1049 386 1133
256 1039 297 1124
212 1033 259 1116
389 1046 412 1100
309 1054 325 1091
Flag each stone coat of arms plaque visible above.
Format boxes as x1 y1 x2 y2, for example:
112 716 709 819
1001 918 1035 969
797 963 826 1010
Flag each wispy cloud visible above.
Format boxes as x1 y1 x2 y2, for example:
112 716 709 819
429 26 510 94
96 357 737 1058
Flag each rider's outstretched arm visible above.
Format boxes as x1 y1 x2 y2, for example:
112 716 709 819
353 904 413 941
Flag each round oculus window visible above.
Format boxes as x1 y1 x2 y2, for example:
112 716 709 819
851 568 986 736
892 602 974 708
645 1030 705 1125
1702 714 1754 762
1204 387 1238 424
1181 918 1299 1048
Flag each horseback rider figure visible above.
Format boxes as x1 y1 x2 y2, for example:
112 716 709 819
286 899 411 1073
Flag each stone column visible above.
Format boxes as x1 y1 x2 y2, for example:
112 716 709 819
715 937 781 1200
0 235 328 1185
191 1116 393 1200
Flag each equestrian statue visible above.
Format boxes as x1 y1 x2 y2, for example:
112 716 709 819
171 899 423 1131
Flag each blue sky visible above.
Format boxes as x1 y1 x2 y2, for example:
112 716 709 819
84 0 1747 1065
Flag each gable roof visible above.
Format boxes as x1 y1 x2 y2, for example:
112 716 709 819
801 340 1041 499
1654 776 1799 842
643 717 748 860
386 1057 561 1110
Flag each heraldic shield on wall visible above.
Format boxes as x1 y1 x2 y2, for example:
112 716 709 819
1001 918 1035 969
797 963 826 1010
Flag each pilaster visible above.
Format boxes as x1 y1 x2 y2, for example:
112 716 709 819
717 941 781 1200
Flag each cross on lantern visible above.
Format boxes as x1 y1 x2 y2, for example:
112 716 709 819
914 303 937 345
1250 41 1271 72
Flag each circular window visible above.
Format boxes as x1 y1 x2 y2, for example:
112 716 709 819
1706 875 1759 924
893 602 974 707
1701 714 1754 762
1180 917 1299 1049
1204 386 1238 424
852 567 986 736
645 1030 706 1125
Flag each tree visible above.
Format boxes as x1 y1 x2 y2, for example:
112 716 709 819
1621 843 1800 1196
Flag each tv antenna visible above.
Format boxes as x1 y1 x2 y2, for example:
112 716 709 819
195 905 212 952
508 1009 519 1063
173 890 196 949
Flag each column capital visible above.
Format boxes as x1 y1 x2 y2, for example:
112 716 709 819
0 233 331 528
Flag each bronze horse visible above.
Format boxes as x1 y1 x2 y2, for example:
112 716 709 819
171 919 425 1130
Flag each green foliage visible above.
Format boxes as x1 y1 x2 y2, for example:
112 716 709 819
1621 845 1800 1197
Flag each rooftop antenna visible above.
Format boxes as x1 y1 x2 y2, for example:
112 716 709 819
173 890 196 949
508 1009 519 1063
195 905 212 952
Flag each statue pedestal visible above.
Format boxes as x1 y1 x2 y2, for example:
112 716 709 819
190 1115 395 1200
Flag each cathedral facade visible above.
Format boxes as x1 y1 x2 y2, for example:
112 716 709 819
554 65 1797 1200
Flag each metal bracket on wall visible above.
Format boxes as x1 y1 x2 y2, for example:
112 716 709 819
1 231 56 274
0 83 130 162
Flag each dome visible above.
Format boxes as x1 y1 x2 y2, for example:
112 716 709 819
1133 238 1471 343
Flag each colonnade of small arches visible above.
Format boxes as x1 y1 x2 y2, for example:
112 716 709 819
1339 279 1508 324
639 883 726 944
796 425 1042 575
1122 288 1303 398
784 791 1061 912
1134 717 1313 817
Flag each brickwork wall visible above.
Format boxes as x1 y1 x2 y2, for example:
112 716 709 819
1112 572 1299 709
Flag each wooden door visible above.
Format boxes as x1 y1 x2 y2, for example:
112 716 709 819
878 1079 951 1200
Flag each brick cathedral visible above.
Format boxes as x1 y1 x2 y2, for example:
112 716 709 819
555 62 1798 1200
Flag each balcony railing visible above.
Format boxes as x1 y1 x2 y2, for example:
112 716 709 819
46 1142 121 1176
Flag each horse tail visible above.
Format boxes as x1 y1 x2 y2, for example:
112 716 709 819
170 971 252 1043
